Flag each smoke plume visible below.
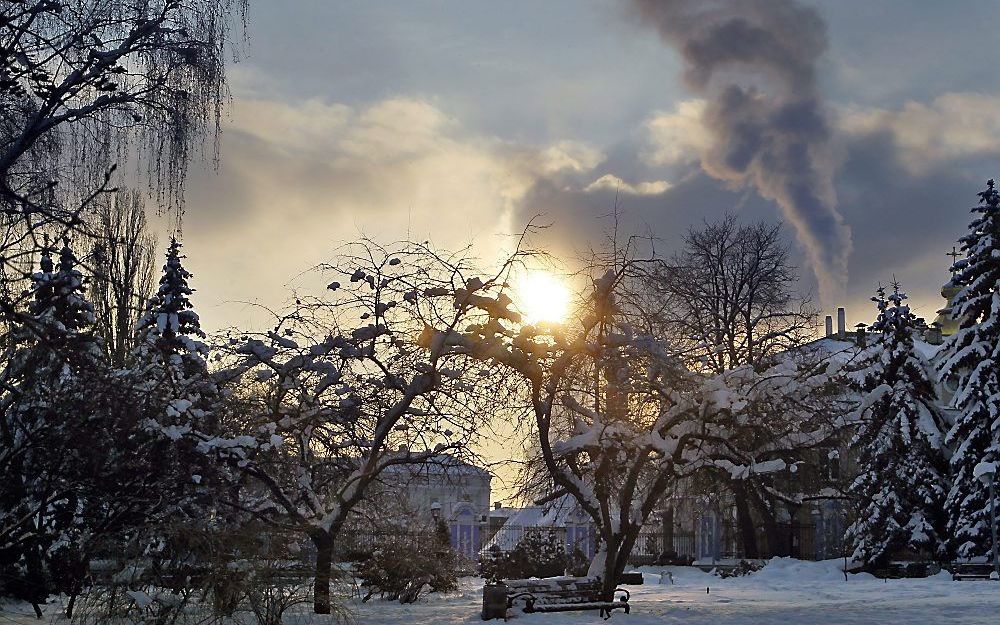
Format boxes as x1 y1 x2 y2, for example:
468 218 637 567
631 0 851 304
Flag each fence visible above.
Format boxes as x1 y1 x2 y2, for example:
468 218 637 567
721 521 819 560
627 531 697 564
335 528 441 561
337 521 826 565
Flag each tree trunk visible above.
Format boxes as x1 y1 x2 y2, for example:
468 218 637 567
746 487 781 558
763 519 782 556
733 483 759 558
598 538 622 602
65 592 77 619
662 507 674 560
311 531 334 614
593 530 638 602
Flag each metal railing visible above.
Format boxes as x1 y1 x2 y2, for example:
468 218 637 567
337 521 829 564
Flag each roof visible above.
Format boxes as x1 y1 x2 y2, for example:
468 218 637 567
380 452 491 481
479 496 591 553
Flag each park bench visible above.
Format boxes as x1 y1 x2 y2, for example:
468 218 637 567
871 562 940 579
951 563 998 581
483 576 630 620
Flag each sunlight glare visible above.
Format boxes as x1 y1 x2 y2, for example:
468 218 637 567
515 270 570 325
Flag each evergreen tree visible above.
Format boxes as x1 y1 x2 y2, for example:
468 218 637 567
135 237 209 377
18 240 104 370
846 282 949 565
939 179 1000 559
133 237 216 435
0 239 106 608
130 237 220 526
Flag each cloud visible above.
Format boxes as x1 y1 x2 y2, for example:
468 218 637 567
226 98 354 154
584 174 671 196
644 100 710 166
181 95 605 331
537 140 605 175
838 93 1000 174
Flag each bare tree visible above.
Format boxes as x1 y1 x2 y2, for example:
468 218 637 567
89 189 157 366
420 225 849 598
650 214 816 374
205 240 525 614
645 215 823 556
420 236 703 600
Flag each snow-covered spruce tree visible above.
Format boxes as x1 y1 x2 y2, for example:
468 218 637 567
939 179 1000 560
133 237 216 431
846 283 949 566
0 240 105 612
130 237 220 512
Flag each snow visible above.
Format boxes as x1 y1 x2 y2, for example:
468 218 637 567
125 589 153 608
973 461 998 480
349 561 1000 624
713 458 788 480
5 560 1000 624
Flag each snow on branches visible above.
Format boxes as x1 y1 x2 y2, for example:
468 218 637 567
421 248 850 599
846 283 949 564
939 180 1000 559
205 240 521 614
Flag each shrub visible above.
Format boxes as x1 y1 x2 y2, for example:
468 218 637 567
565 546 590 577
356 520 458 603
715 559 765 578
481 529 568 582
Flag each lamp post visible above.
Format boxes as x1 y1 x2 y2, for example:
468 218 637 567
974 461 999 580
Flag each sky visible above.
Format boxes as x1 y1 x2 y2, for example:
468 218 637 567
175 0 1000 341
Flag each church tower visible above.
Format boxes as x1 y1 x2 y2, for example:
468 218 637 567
931 247 962 337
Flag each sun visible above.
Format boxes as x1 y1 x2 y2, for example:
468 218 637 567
515 270 571 325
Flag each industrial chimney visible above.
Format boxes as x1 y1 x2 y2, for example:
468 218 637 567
837 307 846 339
825 315 833 337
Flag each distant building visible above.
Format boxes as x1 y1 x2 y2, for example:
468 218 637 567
660 265 972 566
379 453 491 558
481 496 597 560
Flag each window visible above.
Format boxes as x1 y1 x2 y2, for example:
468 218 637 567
820 449 841 481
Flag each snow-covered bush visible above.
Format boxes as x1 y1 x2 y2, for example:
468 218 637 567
356 520 458 603
480 529 567 581
716 559 766 578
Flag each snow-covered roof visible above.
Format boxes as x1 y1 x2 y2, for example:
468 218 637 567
489 506 521 519
480 497 591 553
380 453 491 481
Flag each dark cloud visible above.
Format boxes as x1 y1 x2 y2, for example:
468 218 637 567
516 165 785 268
835 129 991 321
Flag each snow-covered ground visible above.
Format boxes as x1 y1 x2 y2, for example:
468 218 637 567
3 559 999 625
342 559 1000 625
